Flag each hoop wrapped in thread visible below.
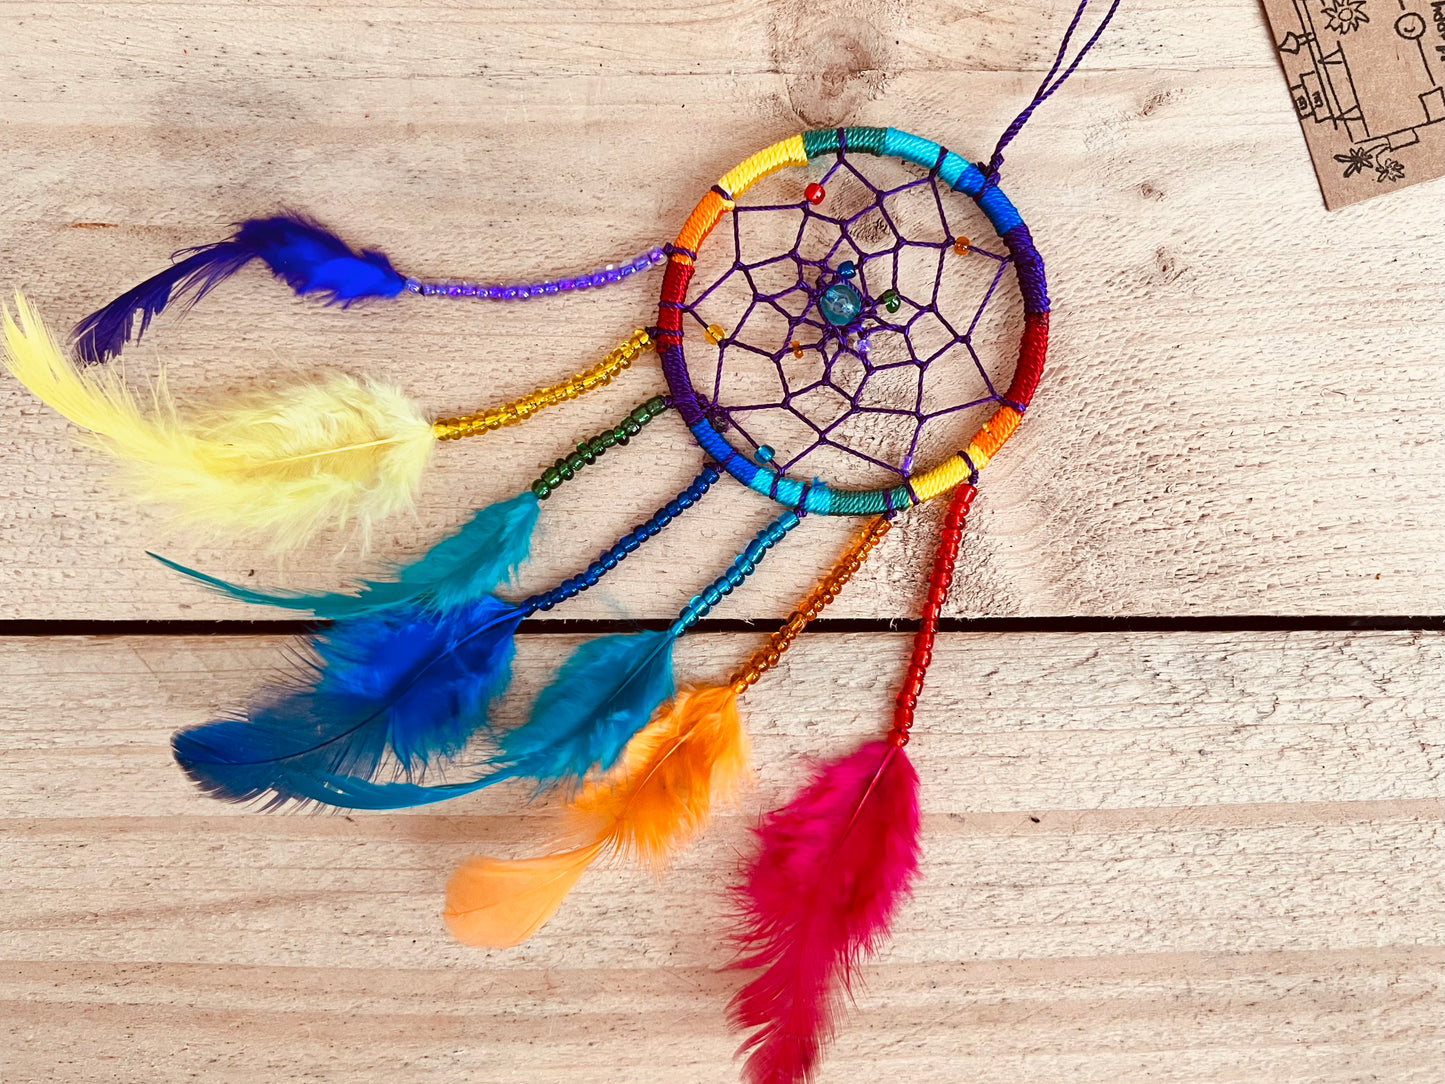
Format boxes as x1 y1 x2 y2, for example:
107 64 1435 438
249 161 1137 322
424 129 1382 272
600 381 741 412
655 125 1049 516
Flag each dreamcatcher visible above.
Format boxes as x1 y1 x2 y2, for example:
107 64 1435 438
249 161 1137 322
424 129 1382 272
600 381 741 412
2 5 1117 1081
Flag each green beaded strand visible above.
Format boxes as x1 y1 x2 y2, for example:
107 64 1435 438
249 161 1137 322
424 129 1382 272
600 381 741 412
531 395 669 499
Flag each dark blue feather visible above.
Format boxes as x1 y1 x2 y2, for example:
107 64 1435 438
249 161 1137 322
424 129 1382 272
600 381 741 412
491 629 679 789
172 595 523 810
73 243 254 365
150 490 540 619
74 213 408 364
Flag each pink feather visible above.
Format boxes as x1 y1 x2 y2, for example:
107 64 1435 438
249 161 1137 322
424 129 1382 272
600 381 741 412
728 739 921 1084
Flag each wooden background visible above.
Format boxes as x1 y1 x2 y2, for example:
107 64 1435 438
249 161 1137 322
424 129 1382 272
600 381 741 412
1 1 1441 1081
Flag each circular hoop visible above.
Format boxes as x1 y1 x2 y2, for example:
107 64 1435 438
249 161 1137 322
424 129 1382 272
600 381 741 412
654 126 1050 516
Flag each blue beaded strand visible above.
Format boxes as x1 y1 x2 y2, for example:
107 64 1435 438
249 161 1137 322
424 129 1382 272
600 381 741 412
522 465 721 614
671 509 801 634
405 245 667 300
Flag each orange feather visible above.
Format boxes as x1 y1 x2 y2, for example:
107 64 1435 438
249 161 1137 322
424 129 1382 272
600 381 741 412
444 843 603 949
443 684 750 947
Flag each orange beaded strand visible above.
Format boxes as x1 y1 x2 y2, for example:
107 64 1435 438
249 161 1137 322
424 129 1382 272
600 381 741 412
728 515 892 695
889 482 976 746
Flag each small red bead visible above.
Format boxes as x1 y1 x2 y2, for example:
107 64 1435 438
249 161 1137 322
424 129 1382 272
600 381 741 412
890 729 910 747
804 182 826 205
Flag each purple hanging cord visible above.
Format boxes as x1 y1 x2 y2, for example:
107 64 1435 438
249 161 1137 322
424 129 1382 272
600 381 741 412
984 0 1122 185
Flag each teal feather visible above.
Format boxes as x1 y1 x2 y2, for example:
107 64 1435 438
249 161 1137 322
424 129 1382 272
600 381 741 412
492 629 679 789
150 490 539 618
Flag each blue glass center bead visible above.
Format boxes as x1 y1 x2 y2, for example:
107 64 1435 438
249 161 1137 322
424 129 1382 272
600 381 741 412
819 282 863 326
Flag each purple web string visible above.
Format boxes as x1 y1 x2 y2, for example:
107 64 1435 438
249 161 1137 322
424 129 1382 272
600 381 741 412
680 148 1016 483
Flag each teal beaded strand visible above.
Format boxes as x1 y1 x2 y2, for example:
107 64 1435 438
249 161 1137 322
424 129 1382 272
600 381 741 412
670 509 801 635
532 395 670 499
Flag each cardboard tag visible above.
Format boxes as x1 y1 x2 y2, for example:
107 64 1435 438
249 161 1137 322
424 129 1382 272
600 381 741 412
1261 0 1445 208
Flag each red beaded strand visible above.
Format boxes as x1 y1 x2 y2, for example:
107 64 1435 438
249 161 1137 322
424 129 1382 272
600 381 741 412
889 481 977 746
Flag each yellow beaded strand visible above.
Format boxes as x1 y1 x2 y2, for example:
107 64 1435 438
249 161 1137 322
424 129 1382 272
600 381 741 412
729 515 892 694
433 328 653 440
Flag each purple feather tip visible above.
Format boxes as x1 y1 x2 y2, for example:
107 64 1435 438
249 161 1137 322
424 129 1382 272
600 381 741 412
73 213 408 364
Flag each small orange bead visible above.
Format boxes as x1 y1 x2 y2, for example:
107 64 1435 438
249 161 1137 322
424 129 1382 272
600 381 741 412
791 340 804 358
953 236 971 255
704 323 726 345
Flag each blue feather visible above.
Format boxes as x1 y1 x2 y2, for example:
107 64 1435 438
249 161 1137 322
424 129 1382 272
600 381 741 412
172 594 523 809
237 215 407 304
257 629 682 810
150 490 540 619
251 769 497 811
74 213 408 364
492 629 679 788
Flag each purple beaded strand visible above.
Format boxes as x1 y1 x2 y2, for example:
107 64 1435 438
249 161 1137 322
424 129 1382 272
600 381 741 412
405 245 666 299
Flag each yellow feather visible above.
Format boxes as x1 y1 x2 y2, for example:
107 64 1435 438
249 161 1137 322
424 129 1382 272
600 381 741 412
2 292 436 550
441 686 751 948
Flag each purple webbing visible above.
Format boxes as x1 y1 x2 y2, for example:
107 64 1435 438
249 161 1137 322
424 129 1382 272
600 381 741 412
984 0 1121 184
405 245 666 299
680 151 1014 484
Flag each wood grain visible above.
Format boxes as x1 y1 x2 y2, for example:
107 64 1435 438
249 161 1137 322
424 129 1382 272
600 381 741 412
0 630 1440 1082
1 2 1441 1082
1 2 1441 620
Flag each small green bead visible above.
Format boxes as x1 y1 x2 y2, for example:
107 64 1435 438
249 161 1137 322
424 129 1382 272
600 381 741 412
880 288 901 314
646 395 668 416
531 479 551 500
622 417 642 436
630 405 651 426
542 466 562 488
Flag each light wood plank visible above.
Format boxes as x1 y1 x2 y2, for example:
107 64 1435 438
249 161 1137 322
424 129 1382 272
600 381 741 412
0 630 1439 1082
0 4 1440 620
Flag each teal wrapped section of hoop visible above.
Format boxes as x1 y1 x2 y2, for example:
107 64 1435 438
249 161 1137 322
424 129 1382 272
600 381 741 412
881 128 938 168
687 417 919 515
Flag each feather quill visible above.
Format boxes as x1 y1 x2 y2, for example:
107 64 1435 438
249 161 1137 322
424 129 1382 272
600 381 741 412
74 213 408 364
3 292 435 549
149 490 540 617
728 740 921 1084
172 594 523 809
490 629 679 790
444 685 751 947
